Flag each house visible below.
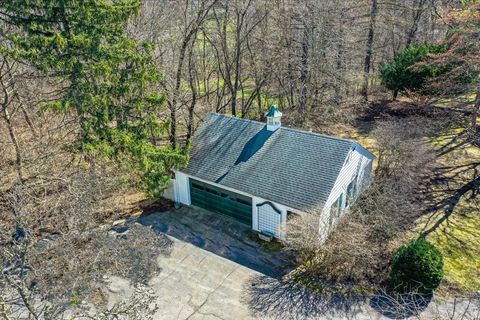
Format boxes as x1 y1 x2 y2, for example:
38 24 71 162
172 106 375 240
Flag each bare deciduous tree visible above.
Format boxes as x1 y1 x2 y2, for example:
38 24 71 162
0 173 172 318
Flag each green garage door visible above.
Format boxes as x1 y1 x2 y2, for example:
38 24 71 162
189 178 252 225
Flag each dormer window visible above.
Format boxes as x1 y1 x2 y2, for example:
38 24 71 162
266 105 282 132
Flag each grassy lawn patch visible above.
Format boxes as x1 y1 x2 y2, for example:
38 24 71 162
417 126 480 295
248 231 284 252
427 206 480 294
260 239 284 252
290 266 377 295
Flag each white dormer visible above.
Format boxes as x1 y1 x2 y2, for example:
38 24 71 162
266 105 282 131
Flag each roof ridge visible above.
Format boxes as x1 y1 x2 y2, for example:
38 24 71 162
208 112 354 144
208 112 263 126
280 126 354 144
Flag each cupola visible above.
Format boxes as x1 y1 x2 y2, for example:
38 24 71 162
266 105 282 131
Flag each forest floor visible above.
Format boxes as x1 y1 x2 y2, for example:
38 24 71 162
326 97 480 296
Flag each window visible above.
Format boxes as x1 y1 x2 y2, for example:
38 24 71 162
328 212 335 230
345 153 351 164
237 198 250 206
338 194 343 217
205 187 218 195
267 118 274 125
330 193 343 220
330 201 339 217
328 194 343 230
191 182 204 190
345 176 357 208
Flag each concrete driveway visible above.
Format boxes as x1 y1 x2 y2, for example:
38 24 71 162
138 206 290 278
105 206 480 320
135 206 291 320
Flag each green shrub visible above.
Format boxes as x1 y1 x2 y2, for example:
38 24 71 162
389 239 444 294
380 43 446 98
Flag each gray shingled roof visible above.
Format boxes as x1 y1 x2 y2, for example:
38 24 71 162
182 113 355 213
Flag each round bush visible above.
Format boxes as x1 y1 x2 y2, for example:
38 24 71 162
389 239 443 294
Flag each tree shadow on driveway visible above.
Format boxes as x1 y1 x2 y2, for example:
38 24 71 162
369 291 432 319
137 206 292 278
244 275 369 320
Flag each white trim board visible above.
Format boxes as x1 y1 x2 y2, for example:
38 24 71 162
174 170 306 215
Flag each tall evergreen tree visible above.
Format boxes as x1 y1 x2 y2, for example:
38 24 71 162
0 0 186 196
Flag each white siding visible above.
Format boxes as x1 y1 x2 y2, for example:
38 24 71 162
174 170 191 205
318 144 374 241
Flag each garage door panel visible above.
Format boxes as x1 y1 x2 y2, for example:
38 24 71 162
189 178 252 225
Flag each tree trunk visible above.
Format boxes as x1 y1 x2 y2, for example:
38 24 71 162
335 8 346 104
20 104 36 138
0 58 24 182
405 0 426 47
362 0 378 101
256 86 262 116
186 41 198 150
168 0 218 148
169 37 191 149
393 89 399 101
231 87 237 117
2 108 24 182
298 25 310 126
231 22 242 117
473 86 480 133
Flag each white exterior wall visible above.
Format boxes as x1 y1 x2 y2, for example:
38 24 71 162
174 171 191 205
319 144 374 240
173 170 287 240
